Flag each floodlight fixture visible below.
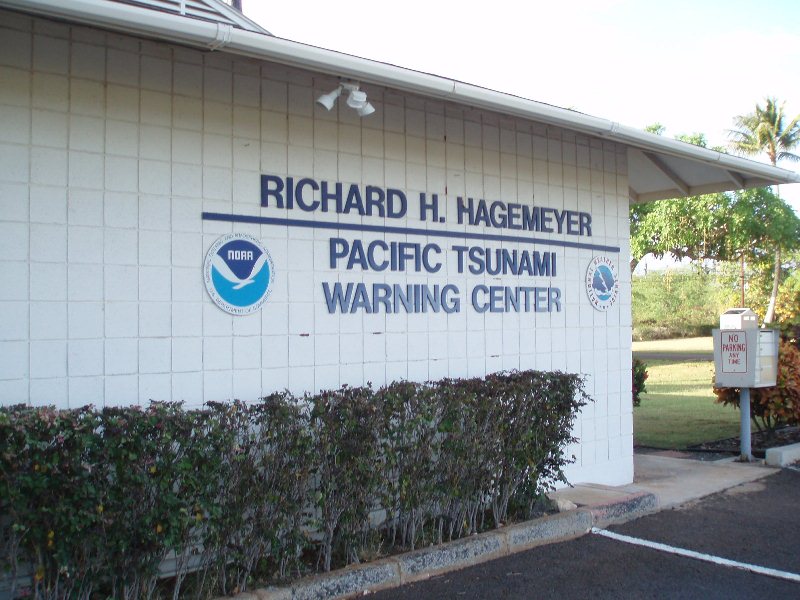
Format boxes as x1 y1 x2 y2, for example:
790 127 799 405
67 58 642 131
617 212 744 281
316 82 375 117
356 102 375 117
316 87 342 111
346 89 368 109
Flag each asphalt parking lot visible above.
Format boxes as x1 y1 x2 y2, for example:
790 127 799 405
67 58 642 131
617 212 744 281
371 467 800 599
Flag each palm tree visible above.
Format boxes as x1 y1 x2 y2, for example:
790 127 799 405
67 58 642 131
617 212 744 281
729 97 800 324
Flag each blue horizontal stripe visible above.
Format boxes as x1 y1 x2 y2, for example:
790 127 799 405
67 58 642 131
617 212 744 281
201 212 621 253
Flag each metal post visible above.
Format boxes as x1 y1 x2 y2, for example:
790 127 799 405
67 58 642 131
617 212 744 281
740 387 752 461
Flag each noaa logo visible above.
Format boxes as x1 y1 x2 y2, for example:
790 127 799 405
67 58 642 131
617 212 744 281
585 256 618 311
204 233 274 315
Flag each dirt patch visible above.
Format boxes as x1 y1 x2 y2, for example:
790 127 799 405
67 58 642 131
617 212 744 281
686 426 800 458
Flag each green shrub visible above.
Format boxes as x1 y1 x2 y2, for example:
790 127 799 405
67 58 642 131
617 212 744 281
633 359 649 407
310 385 383 572
0 370 589 598
377 381 439 551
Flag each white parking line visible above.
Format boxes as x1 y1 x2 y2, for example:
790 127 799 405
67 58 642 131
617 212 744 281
591 527 800 584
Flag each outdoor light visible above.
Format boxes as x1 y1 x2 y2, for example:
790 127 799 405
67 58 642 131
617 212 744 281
315 87 342 111
355 102 375 117
316 83 375 117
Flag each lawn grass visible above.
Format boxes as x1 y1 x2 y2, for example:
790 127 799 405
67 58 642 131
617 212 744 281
632 336 713 356
633 358 741 449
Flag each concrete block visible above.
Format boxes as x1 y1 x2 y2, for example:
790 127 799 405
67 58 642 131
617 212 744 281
765 442 800 467
104 374 138 406
396 531 506 583
0 341 28 379
139 303 171 337
105 338 137 375
292 561 400 600
30 377 67 406
30 340 66 378
0 301 29 341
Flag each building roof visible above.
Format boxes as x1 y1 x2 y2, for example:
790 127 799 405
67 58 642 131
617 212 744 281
3 0 799 202
109 0 270 35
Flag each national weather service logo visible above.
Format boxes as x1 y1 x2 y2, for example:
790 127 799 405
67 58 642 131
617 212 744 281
585 256 619 311
204 233 274 315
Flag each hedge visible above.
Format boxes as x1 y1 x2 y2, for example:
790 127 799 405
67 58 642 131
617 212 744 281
0 370 589 599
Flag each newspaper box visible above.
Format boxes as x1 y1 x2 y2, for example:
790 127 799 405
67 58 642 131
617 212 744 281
712 309 778 388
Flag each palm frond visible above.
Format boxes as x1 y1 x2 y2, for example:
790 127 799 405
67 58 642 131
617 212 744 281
728 97 800 166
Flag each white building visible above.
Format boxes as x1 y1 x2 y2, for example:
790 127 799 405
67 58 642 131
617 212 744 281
1 0 796 485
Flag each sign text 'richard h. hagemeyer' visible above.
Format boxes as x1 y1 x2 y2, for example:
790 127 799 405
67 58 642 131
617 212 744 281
202 174 621 316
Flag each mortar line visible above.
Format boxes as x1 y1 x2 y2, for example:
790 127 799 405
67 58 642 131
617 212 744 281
591 527 800 584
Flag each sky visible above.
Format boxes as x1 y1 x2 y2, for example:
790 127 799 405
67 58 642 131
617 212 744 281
241 0 800 211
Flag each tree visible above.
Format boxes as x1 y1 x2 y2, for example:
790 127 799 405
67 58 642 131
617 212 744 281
630 130 730 270
729 97 800 323
631 187 799 272
729 98 800 166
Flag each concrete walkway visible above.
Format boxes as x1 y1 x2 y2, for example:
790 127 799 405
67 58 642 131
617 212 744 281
553 453 778 511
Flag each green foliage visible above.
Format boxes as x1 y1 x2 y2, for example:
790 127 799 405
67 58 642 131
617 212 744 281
0 401 314 600
632 269 725 340
377 381 439 551
199 398 313 595
630 187 800 267
0 370 589 597
727 188 800 263
310 385 382 572
632 359 649 407
775 260 800 324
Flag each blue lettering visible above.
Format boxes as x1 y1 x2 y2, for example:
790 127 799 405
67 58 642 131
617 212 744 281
457 197 472 225
373 283 392 313
344 185 365 215
329 238 348 269
347 241 368 270
472 285 489 313
507 203 521 230
322 281 353 313
534 288 549 312
580 212 592 236
320 181 343 212
387 188 407 218
550 287 562 312
367 240 389 271
489 201 507 228
294 177 319 211
540 208 553 232
442 284 460 314
260 174 285 208
350 283 372 312
365 185 385 217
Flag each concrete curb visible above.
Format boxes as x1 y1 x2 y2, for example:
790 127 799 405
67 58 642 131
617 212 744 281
765 442 800 467
224 492 656 600
588 491 659 527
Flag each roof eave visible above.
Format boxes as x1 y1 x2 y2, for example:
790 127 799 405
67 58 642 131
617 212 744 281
3 0 799 197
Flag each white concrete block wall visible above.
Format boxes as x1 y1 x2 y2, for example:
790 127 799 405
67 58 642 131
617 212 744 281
0 10 633 485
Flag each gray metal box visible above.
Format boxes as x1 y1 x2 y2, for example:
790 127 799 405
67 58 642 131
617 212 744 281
713 308 778 388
